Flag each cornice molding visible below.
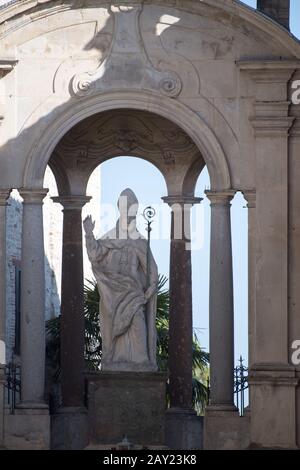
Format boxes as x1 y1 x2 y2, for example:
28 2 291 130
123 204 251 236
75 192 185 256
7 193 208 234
250 116 295 137
237 60 300 71
237 62 298 86
0 58 17 78
253 101 290 117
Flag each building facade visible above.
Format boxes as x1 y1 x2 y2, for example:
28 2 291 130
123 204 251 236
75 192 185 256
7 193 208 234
0 0 299 450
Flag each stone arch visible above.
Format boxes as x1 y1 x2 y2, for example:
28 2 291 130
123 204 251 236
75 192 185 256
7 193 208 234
23 91 231 192
0 0 299 59
49 108 204 197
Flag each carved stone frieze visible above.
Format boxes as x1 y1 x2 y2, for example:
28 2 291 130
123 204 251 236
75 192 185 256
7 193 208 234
52 110 199 171
71 5 182 98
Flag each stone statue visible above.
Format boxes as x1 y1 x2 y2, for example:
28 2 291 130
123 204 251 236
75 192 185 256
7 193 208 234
83 188 158 372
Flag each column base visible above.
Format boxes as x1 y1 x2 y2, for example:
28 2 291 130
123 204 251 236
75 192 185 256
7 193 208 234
4 405 50 450
249 364 299 449
165 407 203 450
204 405 250 450
51 406 88 450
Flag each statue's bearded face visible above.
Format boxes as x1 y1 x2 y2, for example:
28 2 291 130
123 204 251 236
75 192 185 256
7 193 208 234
118 188 139 222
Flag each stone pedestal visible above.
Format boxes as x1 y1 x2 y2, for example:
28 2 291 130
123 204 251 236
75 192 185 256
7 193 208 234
249 364 298 449
4 406 50 450
165 408 203 450
204 406 250 450
86 371 167 447
51 407 88 450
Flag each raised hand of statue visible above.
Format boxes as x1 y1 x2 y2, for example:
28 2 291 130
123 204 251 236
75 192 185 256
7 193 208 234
83 215 95 235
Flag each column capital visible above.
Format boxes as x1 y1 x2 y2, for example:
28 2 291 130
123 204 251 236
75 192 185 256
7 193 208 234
250 116 295 137
52 195 91 210
0 189 11 206
243 190 256 209
162 195 202 207
249 101 294 137
19 188 48 204
205 190 236 205
237 65 295 85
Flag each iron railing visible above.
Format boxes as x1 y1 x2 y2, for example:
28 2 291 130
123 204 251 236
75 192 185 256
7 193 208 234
3 358 249 416
206 355 249 416
234 356 248 416
5 363 21 414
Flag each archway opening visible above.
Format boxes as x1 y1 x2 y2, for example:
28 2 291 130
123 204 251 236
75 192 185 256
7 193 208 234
17 104 234 450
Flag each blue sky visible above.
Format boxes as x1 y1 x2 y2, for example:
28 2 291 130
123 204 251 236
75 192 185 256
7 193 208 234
100 2 300 371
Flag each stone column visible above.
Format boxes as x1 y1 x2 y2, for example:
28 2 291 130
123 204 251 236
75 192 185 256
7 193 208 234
51 195 91 450
163 195 203 450
19 188 48 407
205 190 236 410
203 190 241 451
52 196 91 409
0 190 10 447
163 196 202 409
243 191 256 371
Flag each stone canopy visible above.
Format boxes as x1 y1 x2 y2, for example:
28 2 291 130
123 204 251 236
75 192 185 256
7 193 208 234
0 0 300 450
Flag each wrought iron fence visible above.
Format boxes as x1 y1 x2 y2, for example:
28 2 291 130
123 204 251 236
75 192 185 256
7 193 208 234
234 356 248 416
5 362 21 414
206 355 249 416
3 358 249 416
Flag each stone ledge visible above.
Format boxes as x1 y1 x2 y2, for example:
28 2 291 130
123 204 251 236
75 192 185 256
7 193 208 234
250 363 298 380
86 370 167 383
